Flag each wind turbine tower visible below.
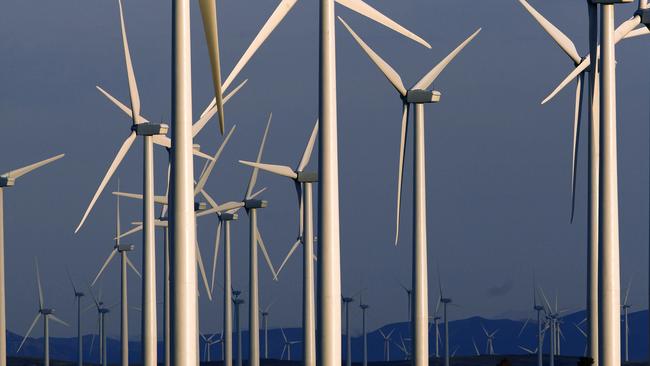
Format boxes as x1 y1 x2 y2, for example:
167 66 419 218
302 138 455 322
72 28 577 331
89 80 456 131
342 296 354 366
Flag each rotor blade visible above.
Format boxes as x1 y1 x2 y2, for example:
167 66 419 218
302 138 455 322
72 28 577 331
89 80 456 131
220 0 298 95
126 255 141 278
117 0 141 123
240 161 296 179
614 16 642 43
249 187 267 200
92 249 118 286
5 154 65 179
335 0 431 49
194 79 247 137
95 86 149 122
17 314 41 353
35 259 44 309
538 287 552 313
198 0 226 134
281 328 287 342
574 323 587 338
65 267 78 295
518 317 531 337
623 278 632 305
196 239 213 301
481 324 489 337
274 239 301 280
337 17 407 96
297 120 319 172
116 224 143 240
113 191 143 200
473 339 480 355
257 228 277 278
210 220 222 295
518 345 534 354
50 315 70 327
517 0 581 64
75 132 137 233
200 189 220 213
245 114 272 199
395 102 409 245
624 25 650 39
195 125 237 195
413 28 482 90
570 73 584 223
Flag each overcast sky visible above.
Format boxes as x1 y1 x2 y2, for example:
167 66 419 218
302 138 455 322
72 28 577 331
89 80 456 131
0 0 648 340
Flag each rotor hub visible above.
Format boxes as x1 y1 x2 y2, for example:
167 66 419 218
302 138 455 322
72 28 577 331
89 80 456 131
405 89 441 104
0 177 15 187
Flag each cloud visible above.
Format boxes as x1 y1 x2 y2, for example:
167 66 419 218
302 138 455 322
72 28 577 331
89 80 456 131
486 279 515 298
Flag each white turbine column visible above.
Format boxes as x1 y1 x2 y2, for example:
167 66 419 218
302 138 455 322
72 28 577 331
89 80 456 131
170 0 198 364
598 5 621 366
550 319 555 366
164 227 170 366
44 315 49 366
121 252 129 366
435 319 440 358
362 307 367 366
224 221 233 366
624 307 629 362
249 208 260 366
142 136 157 366
236 300 243 366
444 304 449 366
100 311 104 364
587 3 600 365
0 189 6 366
102 313 108 366
303 182 316 366
412 103 429 366
78 295 83 366
345 301 351 366
263 313 268 359
318 1 342 366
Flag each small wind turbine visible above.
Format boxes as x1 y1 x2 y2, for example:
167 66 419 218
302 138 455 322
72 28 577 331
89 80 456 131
280 328 301 361
240 119 318 366
574 322 589 357
481 324 499 355
87 286 111 366
65 269 85 366
201 333 221 362
233 293 245 366
519 278 545 366
339 17 480 366
399 282 412 324
260 300 275 360
359 297 370 366
342 295 355 366
0 153 64 362
17 259 69 366
436 269 455 366
622 278 633 362
379 328 395 362
431 297 442 358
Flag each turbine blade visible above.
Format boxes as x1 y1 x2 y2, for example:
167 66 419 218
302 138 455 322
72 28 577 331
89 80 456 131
95 86 149 122
570 74 584 223
198 0 226 134
257 228 277 278
517 0 581 64
50 315 70 327
413 28 482 90
117 0 141 123
245 114 272 199
113 192 143 200
538 287 552 313
35 259 44 309
338 17 407 96
92 250 118 286
395 103 409 245
297 119 319 172
518 317 531 337
624 25 650 39
335 0 431 49
193 79 247 137
239 161 297 179
17 314 41 353
542 61 589 105
210 220 222 295
5 154 65 180
249 187 267 200
220 0 298 94
65 267 78 295
614 16 642 43
75 132 137 233
274 239 301 280
195 125 237 195
200 189 220 212
196 239 213 301
116 224 143 240
623 278 632 305
574 323 587 338
126 255 141 278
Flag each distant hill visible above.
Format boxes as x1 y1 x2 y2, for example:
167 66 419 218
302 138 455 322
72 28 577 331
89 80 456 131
8 310 648 363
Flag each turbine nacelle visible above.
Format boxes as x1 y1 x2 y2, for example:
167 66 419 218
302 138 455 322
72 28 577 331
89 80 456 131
636 7 650 27
441 298 452 304
99 308 110 314
40 309 54 315
244 199 268 210
131 123 169 136
534 305 545 311
194 201 208 211
590 0 633 3
296 171 318 183
342 297 354 303
405 89 441 104
221 213 238 221
0 177 15 187
116 244 135 252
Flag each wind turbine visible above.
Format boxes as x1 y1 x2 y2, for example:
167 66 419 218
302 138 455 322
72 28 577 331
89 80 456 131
431 297 442 358
239 119 318 366
338 17 480 366
395 334 411 361
260 300 275 360
169 0 300 362
87 287 111 366
233 294 245 366
280 328 301 361
201 333 221 362
91 185 141 366
17 259 69 366
435 270 455 366
0 153 63 366
575 321 589 357
482 325 499 355
65 269 85 366
342 295 355 366
519 279 545 366
359 297 370 366
621 279 633 362
516 2 650 364
399 283 412 324
539 288 569 366
378 328 395 362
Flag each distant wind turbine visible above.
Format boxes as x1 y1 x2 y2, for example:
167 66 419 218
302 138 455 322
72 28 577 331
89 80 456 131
519 278 545 366
338 17 480 366
65 269 85 366
378 328 395 362
621 278 633 362
481 324 499 355
233 293 245 366
359 296 370 366
17 259 69 366
260 300 275 360
0 153 64 365
280 328 301 361
342 295 355 366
